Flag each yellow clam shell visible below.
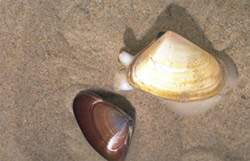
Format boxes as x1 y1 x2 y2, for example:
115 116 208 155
127 31 225 102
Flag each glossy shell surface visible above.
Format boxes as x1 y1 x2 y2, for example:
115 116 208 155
73 92 134 161
127 31 225 102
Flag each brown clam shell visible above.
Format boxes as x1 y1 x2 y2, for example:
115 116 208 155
73 92 134 161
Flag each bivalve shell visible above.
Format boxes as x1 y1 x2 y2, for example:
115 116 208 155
116 30 237 116
127 31 225 102
73 92 134 161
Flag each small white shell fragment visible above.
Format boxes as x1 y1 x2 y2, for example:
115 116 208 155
114 72 134 91
119 51 135 68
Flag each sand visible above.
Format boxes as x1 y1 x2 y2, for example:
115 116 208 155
0 0 249 161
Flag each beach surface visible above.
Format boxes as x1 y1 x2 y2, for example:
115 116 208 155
0 0 249 160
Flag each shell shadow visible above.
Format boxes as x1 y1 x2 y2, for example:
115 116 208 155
122 3 238 86
75 89 136 121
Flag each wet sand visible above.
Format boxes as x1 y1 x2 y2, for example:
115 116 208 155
0 0 249 161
